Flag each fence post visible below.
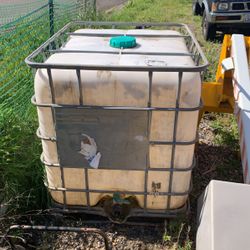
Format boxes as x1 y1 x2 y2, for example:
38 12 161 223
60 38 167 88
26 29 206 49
93 0 96 16
49 0 54 37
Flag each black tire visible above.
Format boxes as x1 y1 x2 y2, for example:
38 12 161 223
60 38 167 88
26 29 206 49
202 12 216 41
192 2 201 15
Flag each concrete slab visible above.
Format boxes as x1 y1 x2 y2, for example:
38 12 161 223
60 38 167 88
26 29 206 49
197 180 250 250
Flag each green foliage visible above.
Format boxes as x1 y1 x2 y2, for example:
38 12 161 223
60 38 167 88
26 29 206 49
0 108 47 214
211 114 239 150
110 0 192 23
178 240 193 250
162 218 193 249
163 232 172 242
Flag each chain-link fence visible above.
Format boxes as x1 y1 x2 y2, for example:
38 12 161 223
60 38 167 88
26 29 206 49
0 0 96 117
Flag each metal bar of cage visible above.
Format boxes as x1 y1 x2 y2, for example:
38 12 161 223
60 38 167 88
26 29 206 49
40 154 196 172
36 126 199 146
48 71 67 209
25 21 209 72
26 63 207 71
67 32 190 38
143 71 153 213
76 68 91 209
31 96 203 111
51 200 189 218
45 180 193 196
49 49 195 57
46 188 192 199
167 72 183 210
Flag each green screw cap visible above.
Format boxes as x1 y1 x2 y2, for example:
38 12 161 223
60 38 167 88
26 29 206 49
109 36 137 49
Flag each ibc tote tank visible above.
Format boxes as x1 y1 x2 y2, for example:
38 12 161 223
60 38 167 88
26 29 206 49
26 22 208 222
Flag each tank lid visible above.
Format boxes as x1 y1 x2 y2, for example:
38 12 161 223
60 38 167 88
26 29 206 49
109 36 137 49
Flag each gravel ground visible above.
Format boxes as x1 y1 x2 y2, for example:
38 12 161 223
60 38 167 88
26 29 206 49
40 221 166 250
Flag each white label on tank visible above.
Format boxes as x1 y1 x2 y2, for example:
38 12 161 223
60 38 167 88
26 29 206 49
78 133 101 168
134 135 145 142
145 59 168 67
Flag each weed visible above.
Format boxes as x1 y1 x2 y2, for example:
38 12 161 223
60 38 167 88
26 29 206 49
162 218 193 249
163 232 172 243
210 114 239 150
0 108 48 214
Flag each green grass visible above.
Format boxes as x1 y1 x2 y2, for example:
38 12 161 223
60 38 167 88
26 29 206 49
209 114 242 182
210 114 239 150
0 108 47 215
110 0 192 22
162 218 193 250
0 0 243 249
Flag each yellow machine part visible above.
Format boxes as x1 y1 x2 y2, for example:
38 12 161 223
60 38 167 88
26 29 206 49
200 35 250 117
201 35 233 115
201 35 250 118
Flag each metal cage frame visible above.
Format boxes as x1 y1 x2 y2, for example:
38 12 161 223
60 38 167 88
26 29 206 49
26 21 208 221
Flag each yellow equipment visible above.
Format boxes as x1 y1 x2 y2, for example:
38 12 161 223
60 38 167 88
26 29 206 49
201 35 250 115
201 34 250 184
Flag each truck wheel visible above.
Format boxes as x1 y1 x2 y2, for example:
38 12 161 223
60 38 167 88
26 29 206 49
202 12 216 41
192 2 201 15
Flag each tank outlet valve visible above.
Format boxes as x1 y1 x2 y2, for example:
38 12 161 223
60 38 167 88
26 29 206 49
103 192 132 223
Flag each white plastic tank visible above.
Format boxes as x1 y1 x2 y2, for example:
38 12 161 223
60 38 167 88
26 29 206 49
31 24 206 216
